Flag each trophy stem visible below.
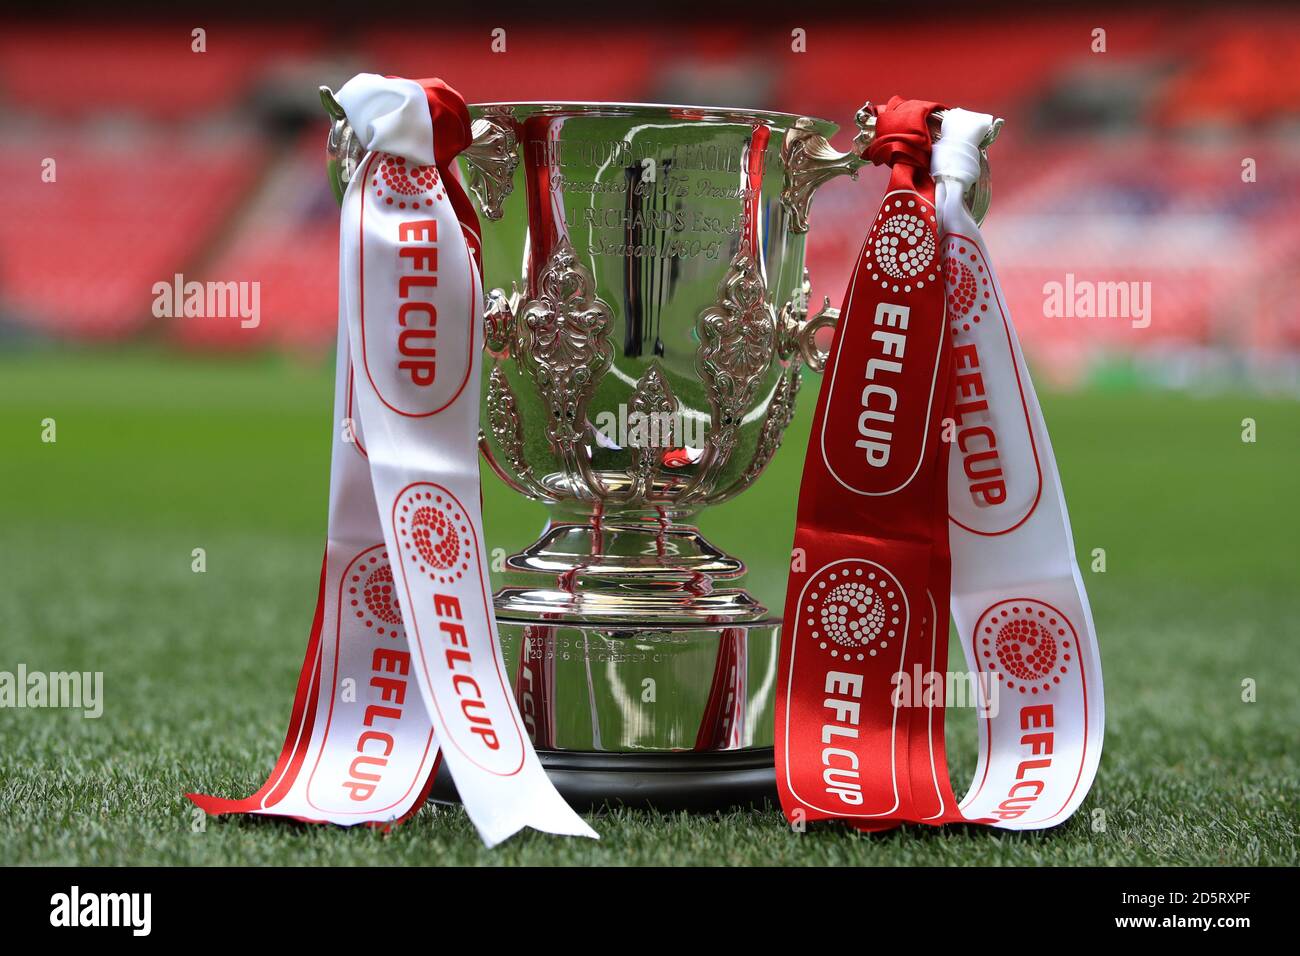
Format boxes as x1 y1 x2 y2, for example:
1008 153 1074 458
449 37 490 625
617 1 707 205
495 505 771 625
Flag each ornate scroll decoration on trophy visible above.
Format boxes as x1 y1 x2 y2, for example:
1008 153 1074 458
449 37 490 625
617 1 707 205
775 267 813 364
706 268 811 503
781 104 1000 231
479 286 552 499
732 366 801 499
626 361 680 503
517 237 615 499
462 108 519 221
684 240 776 502
483 286 518 358
485 365 552 500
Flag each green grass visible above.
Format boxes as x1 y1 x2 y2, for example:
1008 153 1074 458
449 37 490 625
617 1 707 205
0 347 1296 865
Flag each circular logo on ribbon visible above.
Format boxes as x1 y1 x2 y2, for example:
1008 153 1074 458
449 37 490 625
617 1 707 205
974 599 1076 695
396 487 472 584
412 505 460 570
346 550 403 637
944 238 994 335
372 153 443 209
945 257 977 317
804 564 903 661
868 197 937 284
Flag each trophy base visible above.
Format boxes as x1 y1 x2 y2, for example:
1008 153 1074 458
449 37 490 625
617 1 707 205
430 748 777 811
460 516 782 810
430 610 781 810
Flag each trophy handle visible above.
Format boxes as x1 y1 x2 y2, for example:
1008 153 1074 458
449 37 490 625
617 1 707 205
321 86 361 204
780 116 869 233
462 110 520 221
798 299 839 374
778 267 838 374
781 103 1003 231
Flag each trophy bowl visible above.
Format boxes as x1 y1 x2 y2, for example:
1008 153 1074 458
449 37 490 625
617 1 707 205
325 96 879 808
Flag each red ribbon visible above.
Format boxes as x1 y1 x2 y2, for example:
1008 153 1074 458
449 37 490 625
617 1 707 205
775 97 968 828
414 77 481 248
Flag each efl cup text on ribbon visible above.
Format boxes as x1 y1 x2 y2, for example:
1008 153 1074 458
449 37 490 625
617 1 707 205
994 704 1055 820
856 302 911 468
822 671 866 805
819 187 946 500
432 593 500 752
343 645 414 801
951 342 1007 508
944 234 1043 536
396 219 439 389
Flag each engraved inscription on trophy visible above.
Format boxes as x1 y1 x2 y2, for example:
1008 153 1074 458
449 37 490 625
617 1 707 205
530 136 773 261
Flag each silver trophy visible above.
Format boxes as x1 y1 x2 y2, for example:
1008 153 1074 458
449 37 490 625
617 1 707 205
322 92 997 807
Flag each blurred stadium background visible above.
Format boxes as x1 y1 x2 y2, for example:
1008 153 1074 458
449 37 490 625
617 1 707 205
2 7 1298 388
2 7 1298 865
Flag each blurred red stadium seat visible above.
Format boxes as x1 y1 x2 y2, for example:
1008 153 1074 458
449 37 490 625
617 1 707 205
0 24 325 119
773 13 1171 122
1155 12 1300 127
0 135 262 338
173 133 338 351
0 13 1295 387
359 27 661 103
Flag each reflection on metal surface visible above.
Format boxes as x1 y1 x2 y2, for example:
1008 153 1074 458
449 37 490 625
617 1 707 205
729 365 801 498
497 618 779 752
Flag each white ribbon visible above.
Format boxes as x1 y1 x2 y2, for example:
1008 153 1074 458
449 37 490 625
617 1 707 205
934 109 1105 828
336 75 594 845
192 74 595 847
